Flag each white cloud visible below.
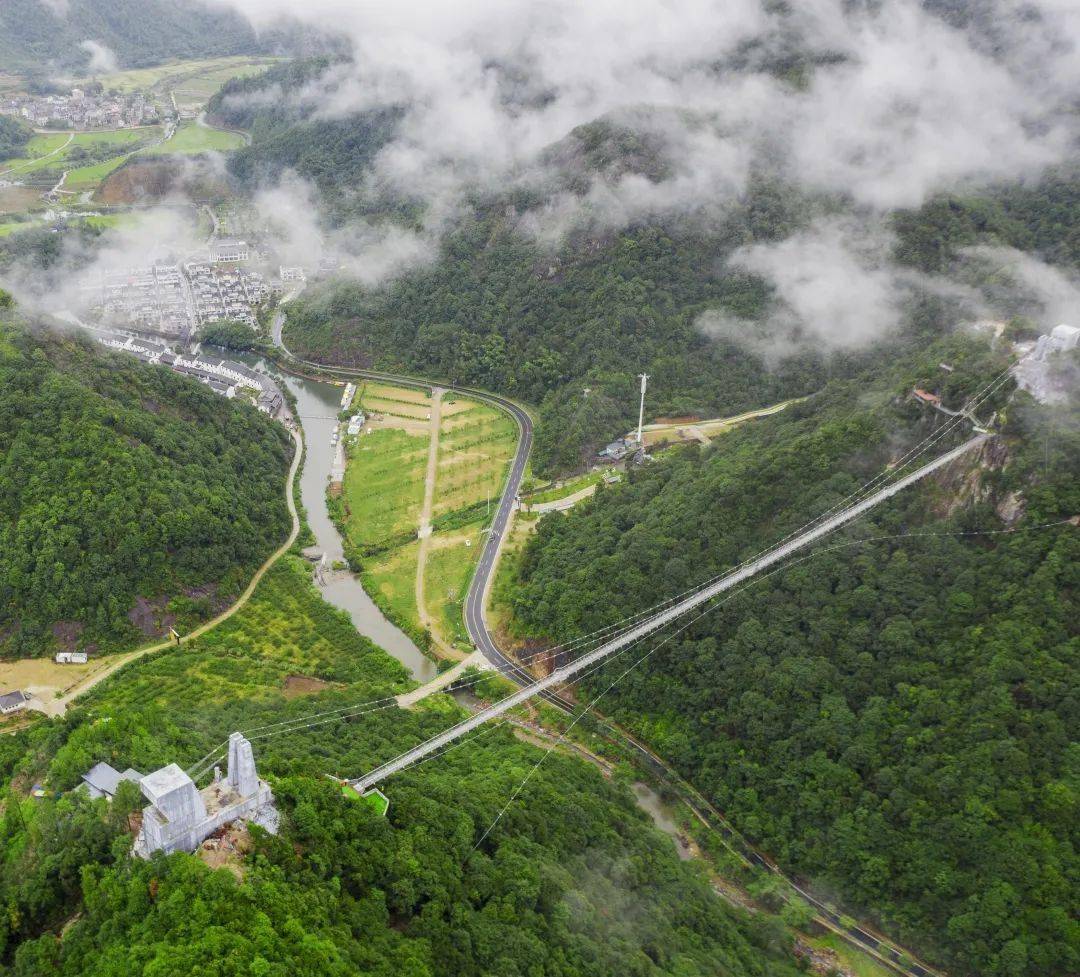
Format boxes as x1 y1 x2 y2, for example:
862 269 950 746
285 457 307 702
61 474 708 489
718 216 912 353
209 0 1080 232
79 39 119 75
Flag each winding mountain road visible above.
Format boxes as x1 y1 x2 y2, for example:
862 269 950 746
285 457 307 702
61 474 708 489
38 428 302 716
269 322 573 708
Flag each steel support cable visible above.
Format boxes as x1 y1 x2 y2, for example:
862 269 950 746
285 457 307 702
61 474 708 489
487 366 1017 680
194 375 1014 784
352 434 990 790
469 514 1074 849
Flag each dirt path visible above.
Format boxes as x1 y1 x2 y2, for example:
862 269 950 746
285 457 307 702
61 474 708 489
635 397 803 447
523 483 598 513
0 132 73 178
33 428 302 717
414 388 459 657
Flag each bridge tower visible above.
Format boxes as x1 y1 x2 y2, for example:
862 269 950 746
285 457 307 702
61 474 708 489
636 373 649 445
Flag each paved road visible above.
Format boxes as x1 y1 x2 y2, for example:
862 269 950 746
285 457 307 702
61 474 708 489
353 434 989 791
271 347 578 712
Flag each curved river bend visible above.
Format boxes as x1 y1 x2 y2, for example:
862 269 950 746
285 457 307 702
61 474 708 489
221 350 437 682
285 372 437 682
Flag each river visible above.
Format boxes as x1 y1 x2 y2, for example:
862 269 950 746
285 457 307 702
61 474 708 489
218 349 437 682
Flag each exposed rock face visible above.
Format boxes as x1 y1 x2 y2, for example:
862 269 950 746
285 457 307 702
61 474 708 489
133 733 278 858
996 490 1027 528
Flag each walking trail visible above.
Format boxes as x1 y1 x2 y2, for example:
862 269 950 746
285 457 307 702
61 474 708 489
414 388 461 657
32 429 302 717
0 132 73 178
394 649 489 708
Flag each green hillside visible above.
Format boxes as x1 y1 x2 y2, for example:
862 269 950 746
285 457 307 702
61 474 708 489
508 338 1080 977
0 0 263 74
0 305 294 657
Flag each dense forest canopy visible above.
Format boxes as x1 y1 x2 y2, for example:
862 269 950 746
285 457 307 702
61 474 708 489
0 117 31 162
0 557 806 977
0 311 293 657
0 0 264 74
509 337 1080 977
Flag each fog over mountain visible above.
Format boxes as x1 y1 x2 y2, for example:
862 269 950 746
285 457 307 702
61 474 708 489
217 0 1078 217
196 0 1080 350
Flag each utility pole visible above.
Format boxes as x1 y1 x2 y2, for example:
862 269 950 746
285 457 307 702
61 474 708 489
636 373 649 445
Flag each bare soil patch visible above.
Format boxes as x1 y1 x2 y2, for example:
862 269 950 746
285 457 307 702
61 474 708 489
96 157 227 205
197 824 252 880
0 656 97 700
282 673 335 699
128 595 176 638
51 621 85 653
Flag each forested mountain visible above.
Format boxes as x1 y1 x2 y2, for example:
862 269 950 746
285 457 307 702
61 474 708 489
508 337 1080 977
0 304 294 657
0 117 31 162
209 59 401 200
0 0 263 74
212 50 1080 475
0 552 806 976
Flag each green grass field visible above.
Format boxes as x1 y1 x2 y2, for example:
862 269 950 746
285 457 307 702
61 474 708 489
424 525 486 650
433 398 516 520
809 934 897 977
65 155 130 186
0 219 36 237
523 470 607 505
148 121 246 155
362 540 421 635
77 212 144 231
342 428 429 549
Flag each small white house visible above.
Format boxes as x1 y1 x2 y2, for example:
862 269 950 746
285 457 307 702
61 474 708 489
0 691 29 715
56 651 89 665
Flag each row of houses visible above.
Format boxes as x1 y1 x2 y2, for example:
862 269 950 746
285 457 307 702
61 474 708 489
90 330 285 418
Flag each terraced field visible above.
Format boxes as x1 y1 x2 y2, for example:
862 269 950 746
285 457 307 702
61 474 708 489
338 382 516 656
433 398 517 520
0 132 72 174
80 56 281 104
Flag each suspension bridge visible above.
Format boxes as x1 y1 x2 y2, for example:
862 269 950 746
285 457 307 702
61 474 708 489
351 431 988 791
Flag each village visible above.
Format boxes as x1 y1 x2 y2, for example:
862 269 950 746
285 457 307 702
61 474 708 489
1 88 158 130
82 239 282 339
